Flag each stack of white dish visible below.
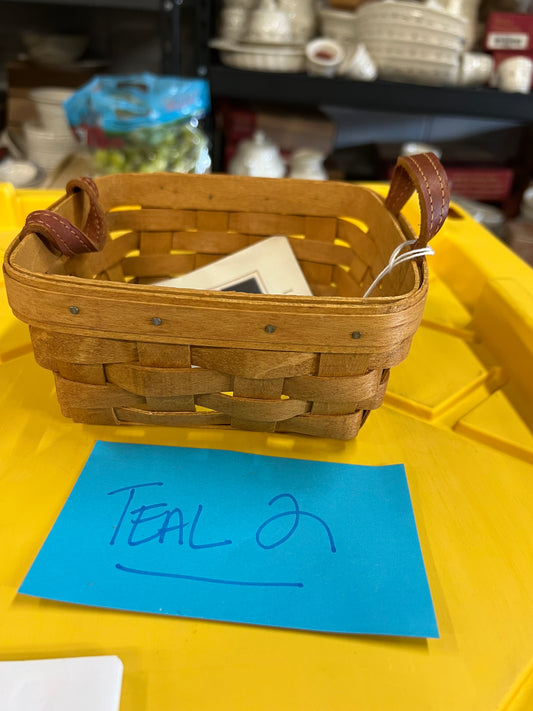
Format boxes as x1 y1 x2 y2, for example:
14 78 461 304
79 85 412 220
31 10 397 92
211 0 310 73
355 0 467 86
24 87 78 173
318 7 358 50
211 38 306 72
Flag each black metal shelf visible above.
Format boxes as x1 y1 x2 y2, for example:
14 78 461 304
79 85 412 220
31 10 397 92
4 0 159 8
208 65 533 123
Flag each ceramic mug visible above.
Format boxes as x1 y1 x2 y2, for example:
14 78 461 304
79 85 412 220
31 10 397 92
460 51 493 87
305 37 345 77
497 56 533 94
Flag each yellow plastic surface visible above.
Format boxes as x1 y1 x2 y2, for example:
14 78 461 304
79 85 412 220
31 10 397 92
1 182 533 711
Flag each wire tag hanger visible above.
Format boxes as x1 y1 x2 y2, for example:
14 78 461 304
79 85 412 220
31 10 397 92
363 239 434 298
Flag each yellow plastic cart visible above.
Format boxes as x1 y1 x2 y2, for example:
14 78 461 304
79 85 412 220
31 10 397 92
1 182 532 711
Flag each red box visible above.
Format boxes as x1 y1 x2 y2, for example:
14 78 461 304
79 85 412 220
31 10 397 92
485 12 533 51
386 163 514 202
217 101 257 145
444 166 515 202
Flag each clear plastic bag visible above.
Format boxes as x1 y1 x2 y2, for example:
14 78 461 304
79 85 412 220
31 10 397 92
64 73 211 175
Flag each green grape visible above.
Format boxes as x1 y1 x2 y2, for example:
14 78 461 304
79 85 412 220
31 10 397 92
94 120 211 175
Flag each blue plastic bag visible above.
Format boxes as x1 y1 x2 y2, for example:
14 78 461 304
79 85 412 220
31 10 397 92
64 73 211 174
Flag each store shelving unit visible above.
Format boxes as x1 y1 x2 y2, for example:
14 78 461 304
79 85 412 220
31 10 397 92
203 0 533 197
0 0 204 75
208 64 533 123
3 0 533 198
8 0 159 8
6 0 533 123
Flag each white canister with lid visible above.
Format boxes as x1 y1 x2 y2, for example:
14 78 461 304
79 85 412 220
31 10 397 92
279 0 316 43
228 131 286 178
247 0 294 44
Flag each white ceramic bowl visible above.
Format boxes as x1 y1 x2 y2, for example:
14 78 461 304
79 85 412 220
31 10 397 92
23 122 78 173
211 39 305 72
356 0 466 37
319 7 357 46
356 20 465 50
354 0 465 84
22 32 89 65
0 158 45 188
372 55 460 85
29 87 74 133
364 38 460 64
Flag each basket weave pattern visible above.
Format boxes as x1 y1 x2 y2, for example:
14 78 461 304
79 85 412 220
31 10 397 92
4 160 448 440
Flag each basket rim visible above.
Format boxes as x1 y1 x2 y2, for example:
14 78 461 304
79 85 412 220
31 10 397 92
3 170 432 353
5 238 428 314
8 171 428 312
4 254 429 354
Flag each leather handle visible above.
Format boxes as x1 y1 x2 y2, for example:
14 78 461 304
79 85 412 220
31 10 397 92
385 152 450 248
21 177 107 257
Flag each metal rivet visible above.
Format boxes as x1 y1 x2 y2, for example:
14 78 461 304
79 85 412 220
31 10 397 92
351 331 362 339
152 317 162 326
69 306 79 315
264 325 276 334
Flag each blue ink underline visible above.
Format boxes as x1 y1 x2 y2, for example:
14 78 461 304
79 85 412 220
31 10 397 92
116 563 304 588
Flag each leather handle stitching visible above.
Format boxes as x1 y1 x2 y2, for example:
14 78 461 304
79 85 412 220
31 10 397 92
388 153 449 244
411 153 448 235
407 155 435 237
28 217 77 256
66 177 107 250
33 211 91 250
424 152 447 232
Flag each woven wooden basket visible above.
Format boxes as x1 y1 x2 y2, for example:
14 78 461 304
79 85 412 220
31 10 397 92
4 153 449 440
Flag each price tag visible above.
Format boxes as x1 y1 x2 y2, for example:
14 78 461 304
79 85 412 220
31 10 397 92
486 32 529 50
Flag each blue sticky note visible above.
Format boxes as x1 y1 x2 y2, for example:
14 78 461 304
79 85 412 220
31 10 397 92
20 442 438 637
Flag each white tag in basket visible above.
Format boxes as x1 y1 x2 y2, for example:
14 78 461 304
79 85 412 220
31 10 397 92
156 235 313 296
